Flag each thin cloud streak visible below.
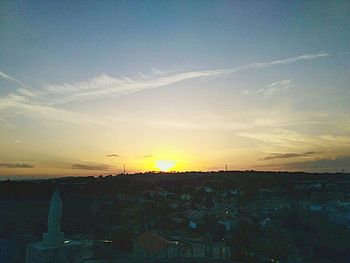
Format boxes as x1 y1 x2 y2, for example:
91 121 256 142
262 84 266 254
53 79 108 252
254 156 350 172
258 80 293 98
243 80 293 98
105 154 120 157
239 129 350 152
72 164 111 170
0 70 20 82
261 151 316 160
0 163 34 168
42 52 329 103
0 70 27 87
138 154 153 158
0 52 331 126
0 93 111 127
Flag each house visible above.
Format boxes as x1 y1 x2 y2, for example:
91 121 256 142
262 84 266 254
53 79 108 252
218 216 236 231
189 220 198 229
220 189 239 199
230 189 239 195
154 187 165 194
260 217 272 228
329 211 350 226
309 182 322 190
309 204 322 212
186 210 204 230
162 192 175 198
133 232 179 258
169 202 179 209
153 187 175 197
205 186 214 193
180 193 191 201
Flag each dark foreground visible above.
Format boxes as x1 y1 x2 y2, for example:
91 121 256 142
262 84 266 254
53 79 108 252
1 171 350 262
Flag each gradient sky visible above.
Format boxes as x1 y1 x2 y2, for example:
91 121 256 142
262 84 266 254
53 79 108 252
1 0 350 178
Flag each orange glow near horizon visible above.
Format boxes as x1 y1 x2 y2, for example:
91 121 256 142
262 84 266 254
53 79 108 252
155 160 176 172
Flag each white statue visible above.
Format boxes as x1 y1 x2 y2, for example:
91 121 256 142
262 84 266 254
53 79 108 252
25 189 84 263
47 189 63 233
42 189 64 246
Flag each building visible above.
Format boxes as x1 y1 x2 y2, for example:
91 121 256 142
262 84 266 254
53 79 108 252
218 216 236 232
133 231 179 258
180 193 191 201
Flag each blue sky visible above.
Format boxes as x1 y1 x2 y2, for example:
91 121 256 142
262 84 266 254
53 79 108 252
0 0 349 177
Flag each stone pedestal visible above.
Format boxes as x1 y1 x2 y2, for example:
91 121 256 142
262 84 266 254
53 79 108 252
25 240 84 263
43 231 64 246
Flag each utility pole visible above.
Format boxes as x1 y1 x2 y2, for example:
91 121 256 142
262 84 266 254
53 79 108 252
225 164 227 172
123 164 126 175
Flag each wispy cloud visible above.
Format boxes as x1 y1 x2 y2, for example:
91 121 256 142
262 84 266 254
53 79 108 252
150 67 165 76
0 163 34 168
254 156 350 172
239 128 350 152
72 163 111 170
42 53 329 103
0 93 109 126
243 79 293 98
0 52 330 125
258 80 293 98
138 154 153 158
261 151 316 160
0 70 27 87
0 70 19 82
105 154 120 157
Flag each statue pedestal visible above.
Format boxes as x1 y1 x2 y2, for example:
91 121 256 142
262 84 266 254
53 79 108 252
25 240 84 263
42 231 64 246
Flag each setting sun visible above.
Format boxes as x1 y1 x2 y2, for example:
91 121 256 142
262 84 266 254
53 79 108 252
155 160 176 172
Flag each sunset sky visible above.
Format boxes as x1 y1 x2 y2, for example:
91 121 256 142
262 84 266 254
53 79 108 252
1 1 350 178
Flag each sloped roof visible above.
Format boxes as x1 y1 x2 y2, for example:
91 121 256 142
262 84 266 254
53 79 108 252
136 232 176 253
